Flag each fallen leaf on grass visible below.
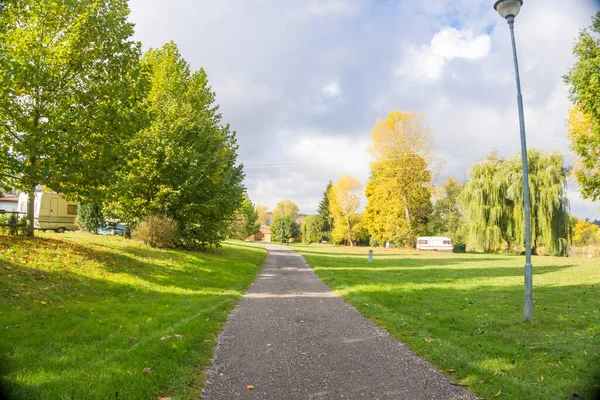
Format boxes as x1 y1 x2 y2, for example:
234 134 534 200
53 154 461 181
494 390 502 397
174 334 183 339
158 397 171 400
300 352 309 355
246 385 255 390
143 368 151 374
161 335 172 341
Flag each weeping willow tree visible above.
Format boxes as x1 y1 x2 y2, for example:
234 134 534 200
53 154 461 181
459 152 513 252
460 150 570 255
501 150 570 256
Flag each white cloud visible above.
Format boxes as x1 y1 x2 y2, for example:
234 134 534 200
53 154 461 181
399 27 491 81
127 0 600 217
321 81 341 98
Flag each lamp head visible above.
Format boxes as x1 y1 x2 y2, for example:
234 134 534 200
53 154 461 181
494 0 523 19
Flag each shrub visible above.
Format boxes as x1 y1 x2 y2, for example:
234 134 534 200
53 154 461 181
7 213 18 235
132 215 179 248
77 203 106 234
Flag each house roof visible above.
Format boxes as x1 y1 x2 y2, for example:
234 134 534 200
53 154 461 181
0 195 18 203
259 227 272 234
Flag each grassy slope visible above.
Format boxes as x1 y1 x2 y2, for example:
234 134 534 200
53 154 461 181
292 244 600 400
0 232 266 400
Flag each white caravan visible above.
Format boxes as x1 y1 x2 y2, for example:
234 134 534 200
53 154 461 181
17 193 79 232
416 236 453 251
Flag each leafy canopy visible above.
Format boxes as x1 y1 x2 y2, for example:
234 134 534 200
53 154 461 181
329 174 362 246
270 214 299 243
228 194 260 240
563 11 600 201
364 110 433 246
460 150 570 256
0 0 148 235
107 42 244 246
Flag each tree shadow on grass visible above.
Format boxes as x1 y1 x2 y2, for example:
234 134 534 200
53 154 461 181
0 238 263 399
0 235 265 293
328 280 600 400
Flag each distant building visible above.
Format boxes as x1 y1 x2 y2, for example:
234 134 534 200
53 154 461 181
249 226 272 242
0 195 19 212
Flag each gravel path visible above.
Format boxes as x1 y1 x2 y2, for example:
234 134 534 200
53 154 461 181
201 244 476 399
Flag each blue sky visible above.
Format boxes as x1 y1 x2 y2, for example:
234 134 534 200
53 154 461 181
128 0 599 219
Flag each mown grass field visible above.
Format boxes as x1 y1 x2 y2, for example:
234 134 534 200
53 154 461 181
0 232 266 400
291 244 600 400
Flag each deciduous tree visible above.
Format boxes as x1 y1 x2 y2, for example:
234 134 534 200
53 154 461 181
564 12 600 201
273 200 299 220
228 194 260 240
270 214 299 243
459 152 511 252
460 150 570 255
255 204 269 226
0 0 148 236
364 110 433 247
301 215 322 244
108 42 244 246
426 177 467 245
329 175 362 246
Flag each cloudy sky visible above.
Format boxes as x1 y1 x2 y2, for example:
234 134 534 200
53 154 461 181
128 0 599 219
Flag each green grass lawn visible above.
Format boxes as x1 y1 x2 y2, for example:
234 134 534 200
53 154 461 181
291 244 600 400
0 232 266 400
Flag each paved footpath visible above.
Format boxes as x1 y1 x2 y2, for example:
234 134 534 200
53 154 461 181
202 245 476 399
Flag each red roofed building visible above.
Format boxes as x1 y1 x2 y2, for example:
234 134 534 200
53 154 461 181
248 226 272 242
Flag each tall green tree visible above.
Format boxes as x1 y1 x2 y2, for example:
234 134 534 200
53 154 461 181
301 215 321 244
228 194 260 240
109 42 244 246
270 214 299 243
427 177 467 245
316 181 333 241
0 0 148 236
564 12 600 201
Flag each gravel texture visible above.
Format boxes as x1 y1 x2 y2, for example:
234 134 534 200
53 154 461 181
201 244 477 399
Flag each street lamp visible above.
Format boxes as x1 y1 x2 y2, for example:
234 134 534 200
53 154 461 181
494 0 533 322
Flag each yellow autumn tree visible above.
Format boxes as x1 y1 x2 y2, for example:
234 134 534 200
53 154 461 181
273 200 299 219
364 110 433 247
255 204 269 226
329 175 362 246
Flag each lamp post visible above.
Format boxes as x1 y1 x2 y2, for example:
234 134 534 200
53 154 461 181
494 0 533 322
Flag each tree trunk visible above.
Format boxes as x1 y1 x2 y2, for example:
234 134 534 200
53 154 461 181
27 183 36 237
402 195 411 226
347 218 353 247
94 204 99 235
